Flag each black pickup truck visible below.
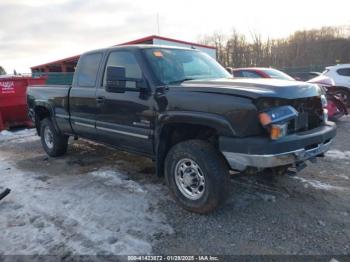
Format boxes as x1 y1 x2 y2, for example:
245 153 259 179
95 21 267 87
28 45 336 213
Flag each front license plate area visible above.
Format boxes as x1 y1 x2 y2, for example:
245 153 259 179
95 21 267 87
295 112 309 131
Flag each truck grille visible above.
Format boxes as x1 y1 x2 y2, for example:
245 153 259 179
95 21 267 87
256 97 324 133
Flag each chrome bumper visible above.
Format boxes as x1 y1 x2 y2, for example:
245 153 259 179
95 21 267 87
222 139 333 171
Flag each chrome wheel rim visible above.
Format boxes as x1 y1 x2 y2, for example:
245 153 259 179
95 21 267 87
43 126 54 149
175 158 205 200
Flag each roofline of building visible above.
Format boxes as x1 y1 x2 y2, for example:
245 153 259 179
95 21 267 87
118 35 216 49
31 54 81 69
31 35 216 69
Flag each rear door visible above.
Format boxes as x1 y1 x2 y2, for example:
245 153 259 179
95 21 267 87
69 52 103 139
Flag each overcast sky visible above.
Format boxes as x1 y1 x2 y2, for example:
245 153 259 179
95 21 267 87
1 0 349 73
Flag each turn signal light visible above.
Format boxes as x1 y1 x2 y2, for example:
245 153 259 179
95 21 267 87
270 124 288 140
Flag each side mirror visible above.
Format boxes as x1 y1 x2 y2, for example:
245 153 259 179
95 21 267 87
105 66 148 94
106 66 127 93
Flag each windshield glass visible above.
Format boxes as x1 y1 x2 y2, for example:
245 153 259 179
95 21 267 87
262 69 295 81
144 48 231 85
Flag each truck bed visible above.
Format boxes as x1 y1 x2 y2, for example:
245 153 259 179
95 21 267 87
27 84 72 134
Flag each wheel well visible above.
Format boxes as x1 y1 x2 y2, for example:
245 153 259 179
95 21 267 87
34 106 51 136
156 123 219 177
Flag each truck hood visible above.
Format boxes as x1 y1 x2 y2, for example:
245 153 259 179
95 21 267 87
178 78 322 100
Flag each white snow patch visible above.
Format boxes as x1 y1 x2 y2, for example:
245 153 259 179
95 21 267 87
0 163 173 255
0 130 13 136
335 174 349 180
0 128 37 142
89 169 145 193
0 132 173 255
325 150 350 160
293 176 344 191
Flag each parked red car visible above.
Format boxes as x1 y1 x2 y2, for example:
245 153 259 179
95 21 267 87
228 67 295 81
227 67 347 121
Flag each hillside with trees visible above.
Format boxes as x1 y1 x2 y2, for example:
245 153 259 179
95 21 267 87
199 26 350 72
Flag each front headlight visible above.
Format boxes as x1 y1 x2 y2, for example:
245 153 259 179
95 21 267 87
258 105 298 140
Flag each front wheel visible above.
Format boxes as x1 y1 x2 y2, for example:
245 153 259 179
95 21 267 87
40 118 68 157
165 140 230 214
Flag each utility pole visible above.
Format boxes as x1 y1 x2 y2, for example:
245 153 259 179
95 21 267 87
157 13 160 35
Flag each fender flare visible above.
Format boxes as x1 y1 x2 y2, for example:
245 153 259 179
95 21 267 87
154 111 235 176
33 100 61 135
156 111 235 137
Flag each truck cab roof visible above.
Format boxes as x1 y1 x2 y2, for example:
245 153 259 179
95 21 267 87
82 44 198 56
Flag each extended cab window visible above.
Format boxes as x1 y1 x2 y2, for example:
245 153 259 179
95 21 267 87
103 51 142 89
77 53 103 87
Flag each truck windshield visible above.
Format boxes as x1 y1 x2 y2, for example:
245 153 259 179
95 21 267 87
144 48 231 85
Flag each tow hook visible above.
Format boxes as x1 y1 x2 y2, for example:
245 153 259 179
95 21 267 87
287 162 307 176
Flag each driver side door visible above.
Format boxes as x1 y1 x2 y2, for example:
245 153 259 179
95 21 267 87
95 50 154 156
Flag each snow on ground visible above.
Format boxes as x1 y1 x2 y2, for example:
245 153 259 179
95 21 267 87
0 130 173 255
335 174 349 180
0 129 37 142
325 149 350 160
292 176 345 191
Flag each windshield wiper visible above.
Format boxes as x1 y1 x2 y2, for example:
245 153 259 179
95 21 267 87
167 78 195 85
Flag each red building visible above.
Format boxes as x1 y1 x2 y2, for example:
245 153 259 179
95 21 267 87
31 35 216 73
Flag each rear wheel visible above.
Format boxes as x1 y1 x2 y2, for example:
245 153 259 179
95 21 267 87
40 118 68 157
165 140 230 214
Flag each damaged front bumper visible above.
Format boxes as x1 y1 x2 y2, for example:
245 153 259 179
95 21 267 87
220 122 336 171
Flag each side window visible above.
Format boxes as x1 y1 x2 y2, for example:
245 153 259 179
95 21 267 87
241 70 262 78
337 68 350 77
103 51 142 89
233 71 243 77
77 53 103 87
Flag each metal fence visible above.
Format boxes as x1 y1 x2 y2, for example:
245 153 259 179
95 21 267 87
280 65 330 74
32 72 74 85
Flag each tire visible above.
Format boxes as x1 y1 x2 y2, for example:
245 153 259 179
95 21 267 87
165 139 230 214
40 118 68 157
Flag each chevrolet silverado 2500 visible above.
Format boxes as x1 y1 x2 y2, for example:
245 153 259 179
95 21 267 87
27 45 336 213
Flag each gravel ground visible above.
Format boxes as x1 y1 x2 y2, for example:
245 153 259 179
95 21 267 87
0 117 350 256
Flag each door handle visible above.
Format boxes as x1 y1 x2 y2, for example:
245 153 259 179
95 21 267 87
96 96 105 104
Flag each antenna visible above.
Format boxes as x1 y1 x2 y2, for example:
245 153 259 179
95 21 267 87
157 13 160 35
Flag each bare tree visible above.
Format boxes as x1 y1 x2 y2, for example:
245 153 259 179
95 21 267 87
199 26 350 71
